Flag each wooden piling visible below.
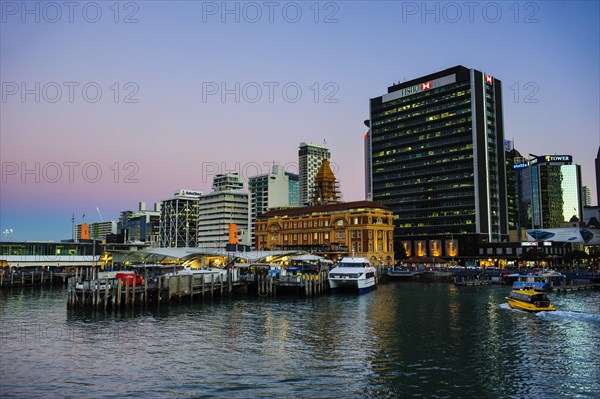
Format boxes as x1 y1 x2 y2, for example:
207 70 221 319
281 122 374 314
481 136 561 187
117 279 122 306
157 276 162 303
190 275 194 304
228 269 233 293
177 275 181 304
125 278 130 306
104 279 109 310
94 281 99 308
211 274 214 299
132 276 136 306
144 278 148 305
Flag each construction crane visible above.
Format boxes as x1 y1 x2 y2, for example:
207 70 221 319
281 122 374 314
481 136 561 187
96 207 104 222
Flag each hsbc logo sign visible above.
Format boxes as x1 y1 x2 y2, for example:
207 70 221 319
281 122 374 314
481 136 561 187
400 81 432 97
486 75 493 84
382 74 456 103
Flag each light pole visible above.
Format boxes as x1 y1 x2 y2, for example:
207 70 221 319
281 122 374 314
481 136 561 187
2 229 13 241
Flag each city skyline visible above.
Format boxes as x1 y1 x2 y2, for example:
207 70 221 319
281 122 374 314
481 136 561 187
1 1 599 241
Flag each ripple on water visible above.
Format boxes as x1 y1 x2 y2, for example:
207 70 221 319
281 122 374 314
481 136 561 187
1 286 599 398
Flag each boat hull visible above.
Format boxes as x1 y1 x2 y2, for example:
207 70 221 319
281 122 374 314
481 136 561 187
329 277 376 294
506 298 556 312
506 288 556 312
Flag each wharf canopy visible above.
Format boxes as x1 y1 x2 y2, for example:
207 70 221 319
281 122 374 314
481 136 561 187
255 200 395 266
109 247 313 269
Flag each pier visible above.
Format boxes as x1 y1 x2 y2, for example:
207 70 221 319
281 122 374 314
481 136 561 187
554 279 598 292
66 265 332 309
0 270 73 287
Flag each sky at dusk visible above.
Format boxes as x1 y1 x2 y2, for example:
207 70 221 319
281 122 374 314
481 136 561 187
1 1 599 241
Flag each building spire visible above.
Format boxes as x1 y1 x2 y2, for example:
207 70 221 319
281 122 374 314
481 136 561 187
310 159 341 205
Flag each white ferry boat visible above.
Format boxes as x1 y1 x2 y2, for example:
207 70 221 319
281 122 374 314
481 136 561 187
328 257 377 294
512 271 566 291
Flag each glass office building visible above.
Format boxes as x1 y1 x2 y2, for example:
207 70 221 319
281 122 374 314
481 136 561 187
367 66 508 257
521 155 583 228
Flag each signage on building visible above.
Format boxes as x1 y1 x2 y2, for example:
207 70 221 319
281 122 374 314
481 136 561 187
530 155 572 166
513 163 528 169
382 74 457 103
521 242 538 246
175 189 203 198
544 155 572 163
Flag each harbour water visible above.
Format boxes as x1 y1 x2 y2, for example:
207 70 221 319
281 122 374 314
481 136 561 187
1 282 599 398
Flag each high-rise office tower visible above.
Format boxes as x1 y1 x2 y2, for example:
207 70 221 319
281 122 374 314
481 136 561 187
299 142 330 205
367 66 508 257
520 155 583 228
582 186 592 208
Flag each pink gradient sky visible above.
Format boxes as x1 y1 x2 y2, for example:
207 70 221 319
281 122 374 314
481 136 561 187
1 1 599 241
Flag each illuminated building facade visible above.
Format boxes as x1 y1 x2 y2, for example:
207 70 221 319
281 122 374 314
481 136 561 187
368 65 508 258
519 155 583 229
255 201 395 266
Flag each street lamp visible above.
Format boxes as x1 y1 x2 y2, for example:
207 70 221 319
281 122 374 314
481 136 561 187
2 229 13 240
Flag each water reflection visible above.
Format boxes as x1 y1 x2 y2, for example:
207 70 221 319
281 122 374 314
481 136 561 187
1 285 599 398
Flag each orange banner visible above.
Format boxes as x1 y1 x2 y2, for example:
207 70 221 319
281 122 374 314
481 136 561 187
228 224 238 244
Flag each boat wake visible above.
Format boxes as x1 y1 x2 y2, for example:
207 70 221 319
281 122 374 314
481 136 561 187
498 303 599 322
498 303 526 313
536 310 600 323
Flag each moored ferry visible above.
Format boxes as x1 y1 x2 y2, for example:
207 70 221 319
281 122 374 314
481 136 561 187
512 271 566 291
506 288 556 312
328 257 377 294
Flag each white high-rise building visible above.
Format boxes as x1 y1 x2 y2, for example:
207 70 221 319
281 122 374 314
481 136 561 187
197 173 249 248
248 164 299 248
298 142 330 205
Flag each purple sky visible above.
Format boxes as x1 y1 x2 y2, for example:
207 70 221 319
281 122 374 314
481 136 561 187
1 1 599 241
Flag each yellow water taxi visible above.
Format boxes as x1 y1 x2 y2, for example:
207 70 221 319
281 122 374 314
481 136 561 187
506 288 556 312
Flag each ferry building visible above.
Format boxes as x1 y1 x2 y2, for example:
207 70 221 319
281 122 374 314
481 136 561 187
254 200 395 266
255 158 395 266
